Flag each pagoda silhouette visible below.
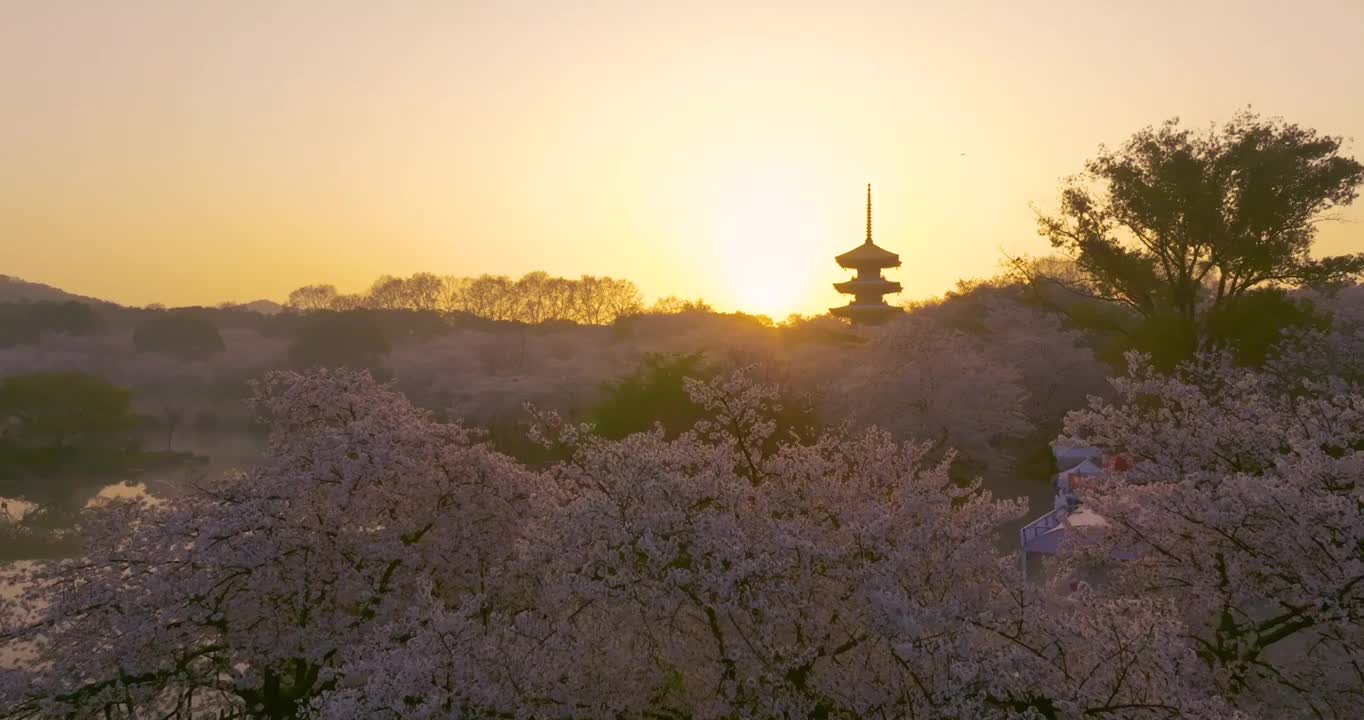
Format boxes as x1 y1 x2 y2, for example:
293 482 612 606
831 185 903 324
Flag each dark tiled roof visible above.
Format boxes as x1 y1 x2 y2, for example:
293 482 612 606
833 277 902 294
835 242 900 268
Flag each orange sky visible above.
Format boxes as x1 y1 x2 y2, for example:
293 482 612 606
4 1 1364 316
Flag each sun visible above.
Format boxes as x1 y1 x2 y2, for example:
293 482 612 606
705 170 828 318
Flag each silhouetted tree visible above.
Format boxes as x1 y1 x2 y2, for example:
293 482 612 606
0 302 99 348
0 305 41 347
1205 288 1327 366
293 271 648 325
597 276 645 321
327 292 366 311
1035 111 1364 360
512 271 554 324
462 274 517 320
27 301 100 336
132 312 226 360
288 311 391 372
436 275 472 314
402 272 444 312
365 275 408 310
286 284 339 311
648 295 712 313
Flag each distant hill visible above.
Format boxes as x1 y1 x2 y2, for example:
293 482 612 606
0 275 110 305
1 276 286 314
224 299 284 315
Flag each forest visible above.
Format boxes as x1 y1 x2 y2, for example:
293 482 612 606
2 113 1364 718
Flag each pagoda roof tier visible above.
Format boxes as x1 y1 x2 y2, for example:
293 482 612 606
833 277 902 295
835 242 901 269
830 302 903 323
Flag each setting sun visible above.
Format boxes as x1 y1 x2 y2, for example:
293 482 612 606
10 2 1359 312
705 168 831 318
5 2 1364 716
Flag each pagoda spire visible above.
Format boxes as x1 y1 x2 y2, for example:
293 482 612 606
865 183 872 244
832 183 903 325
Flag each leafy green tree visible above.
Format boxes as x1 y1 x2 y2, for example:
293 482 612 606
1036 111 1364 360
0 371 134 451
1118 311 1201 370
1205 289 1327 366
591 352 712 439
0 373 200 543
133 311 226 360
591 353 818 445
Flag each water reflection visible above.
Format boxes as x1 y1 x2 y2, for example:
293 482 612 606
85 481 154 507
2 423 266 673
1 497 36 522
0 560 35 670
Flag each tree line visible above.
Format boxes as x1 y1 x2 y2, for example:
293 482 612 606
286 271 706 325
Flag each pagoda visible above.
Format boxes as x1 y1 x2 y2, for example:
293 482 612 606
831 185 903 324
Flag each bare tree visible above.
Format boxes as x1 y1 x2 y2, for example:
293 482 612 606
462 275 516 321
365 276 407 310
290 272 651 325
285 284 339 312
600 277 644 321
513 271 552 324
403 273 444 312
437 275 471 315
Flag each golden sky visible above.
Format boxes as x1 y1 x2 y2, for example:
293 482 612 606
4 0 1364 316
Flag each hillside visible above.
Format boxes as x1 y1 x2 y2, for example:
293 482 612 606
0 275 109 305
0 276 284 314
223 299 285 315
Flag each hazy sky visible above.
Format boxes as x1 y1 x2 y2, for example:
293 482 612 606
4 1 1364 315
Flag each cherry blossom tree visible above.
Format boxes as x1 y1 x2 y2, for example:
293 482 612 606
10 356 1340 717
0 369 532 719
1056 351 1364 716
976 299 1110 431
315 369 1029 719
829 316 1034 477
967 578 1236 719
1269 285 1364 388
2 367 1040 718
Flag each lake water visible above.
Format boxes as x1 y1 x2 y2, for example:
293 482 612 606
1 429 266 672
0 485 157 671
